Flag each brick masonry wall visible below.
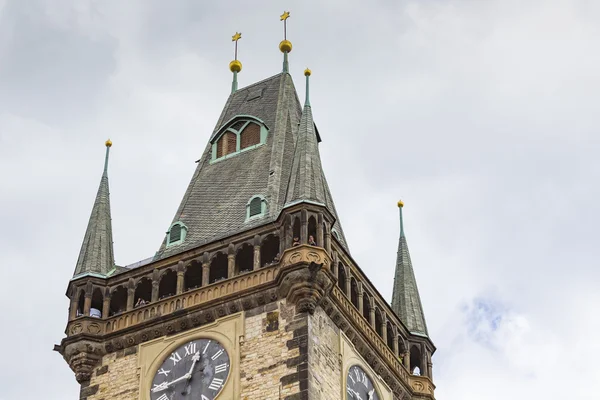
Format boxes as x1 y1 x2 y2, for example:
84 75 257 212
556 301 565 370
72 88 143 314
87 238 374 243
308 306 342 399
82 347 139 400
240 299 306 400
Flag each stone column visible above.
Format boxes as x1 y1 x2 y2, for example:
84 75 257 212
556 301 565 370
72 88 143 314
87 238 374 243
126 288 135 311
69 296 78 320
253 235 261 270
102 292 111 319
317 213 324 246
151 269 159 302
176 261 185 294
228 255 235 277
300 209 308 244
357 283 364 315
392 331 399 355
345 276 351 297
202 252 210 286
427 352 433 379
403 351 410 370
324 221 332 254
369 307 376 328
279 224 286 253
381 314 388 343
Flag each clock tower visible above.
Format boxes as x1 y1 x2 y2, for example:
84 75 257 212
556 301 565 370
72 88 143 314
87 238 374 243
56 13 436 400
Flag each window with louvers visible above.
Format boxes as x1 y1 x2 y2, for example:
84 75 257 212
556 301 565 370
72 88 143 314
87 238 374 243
169 224 182 243
249 197 262 217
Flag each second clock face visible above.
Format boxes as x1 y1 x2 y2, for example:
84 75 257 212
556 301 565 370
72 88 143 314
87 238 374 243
346 364 379 400
150 338 230 400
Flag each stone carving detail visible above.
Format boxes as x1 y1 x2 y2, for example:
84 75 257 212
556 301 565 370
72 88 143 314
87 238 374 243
278 260 334 314
87 323 101 334
70 323 82 335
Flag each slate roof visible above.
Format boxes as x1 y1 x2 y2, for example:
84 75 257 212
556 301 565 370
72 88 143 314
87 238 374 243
72 146 115 277
391 208 428 336
155 72 348 259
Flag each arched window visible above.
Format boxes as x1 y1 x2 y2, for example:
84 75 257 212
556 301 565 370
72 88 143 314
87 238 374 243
261 235 280 267
109 286 127 316
308 216 317 246
375 308 383 338
76 290 85 317
362 294 371 322
387 321 395 350
410 346 423 375
236 244 254 274
350 278 359 309
337 264 347 295
212 117 268 161
90 288 103 318
184 261 203 291
292 217 301 245
240 122 261 149
167 222 187 247
210 253 228 283
134 278 152 306
246 196 266 220
158 270 177 299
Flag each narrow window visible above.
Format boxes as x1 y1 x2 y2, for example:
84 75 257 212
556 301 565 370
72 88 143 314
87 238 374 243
249 197 262 217
169 224 181 243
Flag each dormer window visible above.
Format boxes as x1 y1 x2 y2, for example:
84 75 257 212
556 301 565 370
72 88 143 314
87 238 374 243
246 195 266 221
167 222 187 247
211 116 268 162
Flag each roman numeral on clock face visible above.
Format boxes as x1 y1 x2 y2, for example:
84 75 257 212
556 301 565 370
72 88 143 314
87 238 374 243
156 394 169 400
214 363 228 373
184 342 197 356
169 351 182 365
208 377 224 390
201 396 210 400
202 340 211 354
211 349 224 360
157 368 170 377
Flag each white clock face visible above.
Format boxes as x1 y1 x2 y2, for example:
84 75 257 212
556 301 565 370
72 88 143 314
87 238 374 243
346 365 379 400
150 338 230 400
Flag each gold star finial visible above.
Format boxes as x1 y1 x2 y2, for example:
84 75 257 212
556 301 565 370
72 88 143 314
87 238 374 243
280 11 290 21
232 32 242 42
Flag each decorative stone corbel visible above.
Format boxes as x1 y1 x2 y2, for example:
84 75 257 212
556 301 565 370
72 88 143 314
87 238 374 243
278 261 335 314
61 340 104 383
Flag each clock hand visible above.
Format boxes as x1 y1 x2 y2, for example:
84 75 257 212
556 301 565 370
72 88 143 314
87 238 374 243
151 373 193 393
186 352 201 378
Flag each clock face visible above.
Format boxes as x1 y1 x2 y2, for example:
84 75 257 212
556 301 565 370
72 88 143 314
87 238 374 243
346 365 379 400
150 338 230 400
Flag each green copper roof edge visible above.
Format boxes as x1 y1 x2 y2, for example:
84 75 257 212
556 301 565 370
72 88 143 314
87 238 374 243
282 199 327 209
71 271 108 281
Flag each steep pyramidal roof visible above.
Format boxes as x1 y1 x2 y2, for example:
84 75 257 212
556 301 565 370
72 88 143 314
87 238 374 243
391 202 428 336
156 72 347 259
284 71 347 243
73 142 115 278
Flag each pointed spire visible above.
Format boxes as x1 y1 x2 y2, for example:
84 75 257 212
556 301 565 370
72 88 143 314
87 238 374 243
391 201 429 336
229 32 243 93
284 69 328 206
304 68 311 106
279 11 292 73
73 140 115 278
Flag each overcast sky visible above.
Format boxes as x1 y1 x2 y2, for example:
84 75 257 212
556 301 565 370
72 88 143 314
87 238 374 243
1 0 599 399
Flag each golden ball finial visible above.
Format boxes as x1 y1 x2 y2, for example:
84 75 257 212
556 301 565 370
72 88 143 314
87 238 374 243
229 60 242 73
397 200 404 208
105 139 112 147
279 40 292 53
304 68 311 77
